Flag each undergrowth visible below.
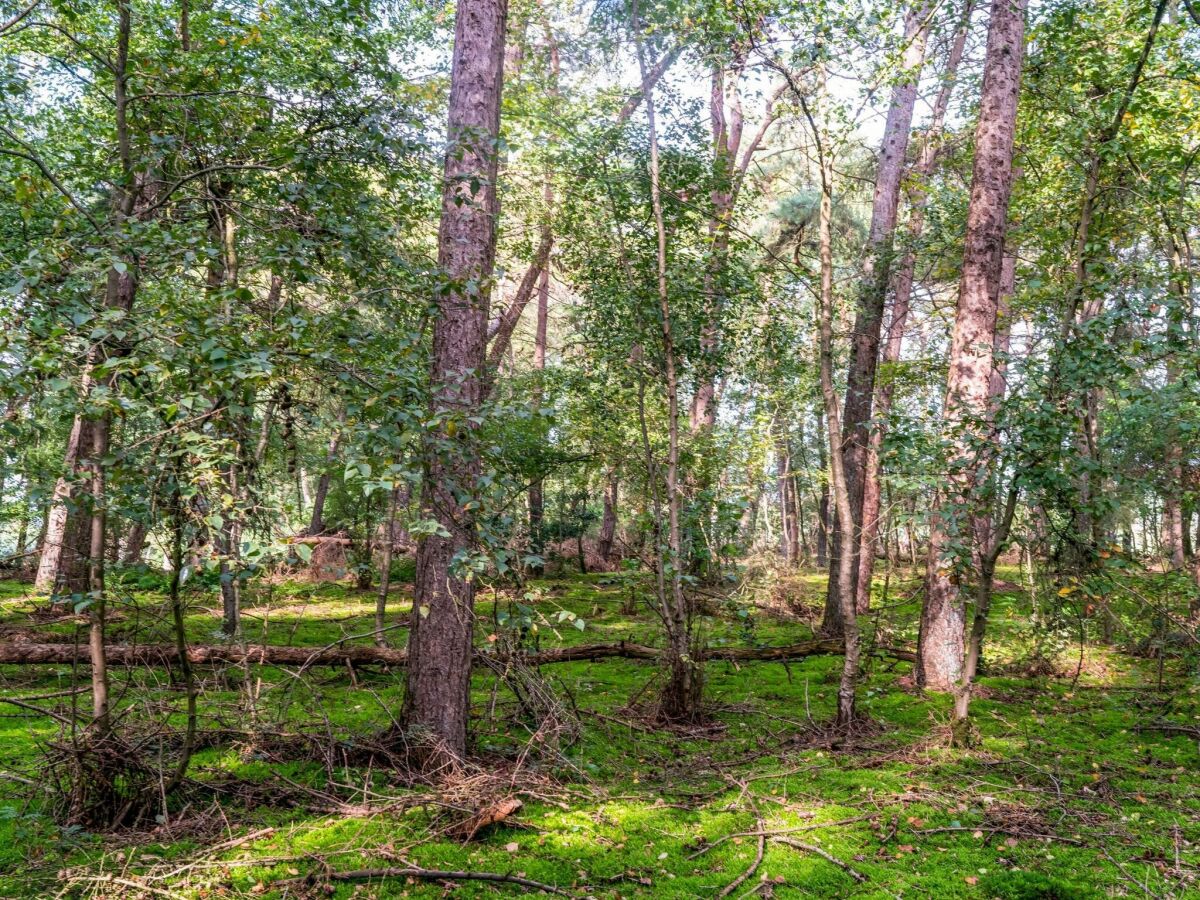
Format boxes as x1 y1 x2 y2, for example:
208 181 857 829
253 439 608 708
0 566 1196 898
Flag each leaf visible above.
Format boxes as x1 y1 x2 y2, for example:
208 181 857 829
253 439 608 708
294 543 313 563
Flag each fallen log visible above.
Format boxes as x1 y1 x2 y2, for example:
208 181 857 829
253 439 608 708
0 638 915 668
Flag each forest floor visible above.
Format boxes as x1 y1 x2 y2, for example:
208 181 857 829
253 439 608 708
0 564 1197 898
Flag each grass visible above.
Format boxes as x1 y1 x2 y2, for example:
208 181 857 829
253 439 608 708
0 561 1197 898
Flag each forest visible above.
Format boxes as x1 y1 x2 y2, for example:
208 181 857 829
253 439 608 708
0 0 1198 895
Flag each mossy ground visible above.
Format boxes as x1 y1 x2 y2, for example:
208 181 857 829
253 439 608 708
0 563 1197 898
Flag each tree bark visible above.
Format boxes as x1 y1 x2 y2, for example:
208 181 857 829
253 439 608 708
35 415 95 593
307 424 343 537
0 638 916 668
632 1 699 722
918 0 1025 691
776 426 796 565
401 0 508 762
374 486 402 647
822 2 932 636
815 406 831 568
121 520 148 565
855 0 973 616
597 468 619 562
952 250 1018 734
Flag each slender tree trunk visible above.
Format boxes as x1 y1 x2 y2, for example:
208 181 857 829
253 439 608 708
401 0 508 761
918 0 1025 691
163 479 197 795
812 85 861 727
526 33 554 571
86 397 111 733
633 2 699 721
598 468 619 562
855 0 972 617
815 406 830 568
822 2 932 636
374 488 399 645
776 427 795 565
15 490 30 558
307 425 343 536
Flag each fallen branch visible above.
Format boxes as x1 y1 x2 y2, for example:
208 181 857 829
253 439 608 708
719 818 766 898
0 638 915 668
771 837 866 882
912 826 1081 845
297 866 573 895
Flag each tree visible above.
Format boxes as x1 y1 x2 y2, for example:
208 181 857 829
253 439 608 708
918 0 1026 692
821 0 933 637
401 0 510 761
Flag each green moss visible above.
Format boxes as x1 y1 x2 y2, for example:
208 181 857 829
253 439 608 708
0 571 1195 897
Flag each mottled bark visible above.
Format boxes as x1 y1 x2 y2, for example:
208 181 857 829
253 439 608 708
401 0 508 761
855 0 972 617
822 2 933 636
919 0 1025 692
952 250 1018 733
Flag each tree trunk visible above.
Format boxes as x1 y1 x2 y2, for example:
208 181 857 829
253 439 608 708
401 0 508 762
813 82 861 727
633 3 699 722
35 415 95 594
0 637 916 668
952 251 1018 736
776 427 796 565
822 1 932 636
121 520 148 565
815 406 830 568
918 0 1025 692
307 425 343 537
855 0 972 617
375 487 402 647
526 118 553 574
598 468 619 562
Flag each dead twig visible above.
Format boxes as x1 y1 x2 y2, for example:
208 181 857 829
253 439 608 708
294 865 575 895
771 836 866 882
719 818 766 897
